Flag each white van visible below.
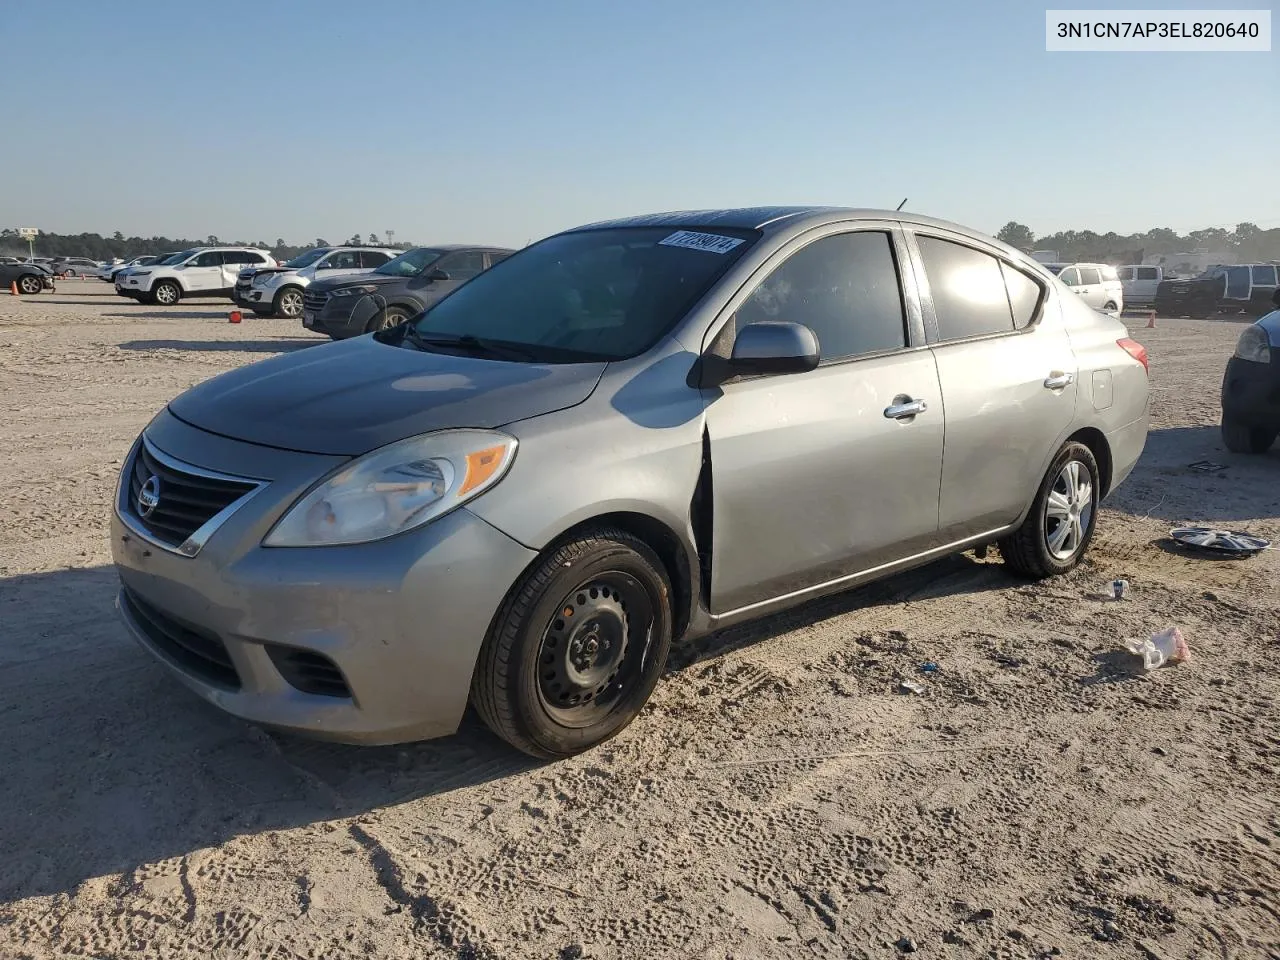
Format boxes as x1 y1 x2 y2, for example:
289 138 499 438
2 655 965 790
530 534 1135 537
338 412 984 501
1116 265 1164 307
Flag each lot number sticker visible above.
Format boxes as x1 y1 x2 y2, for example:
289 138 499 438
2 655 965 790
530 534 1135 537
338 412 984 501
659 230 745 254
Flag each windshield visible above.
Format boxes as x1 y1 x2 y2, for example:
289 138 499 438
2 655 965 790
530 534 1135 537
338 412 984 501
283 248 328 268
161 249 196 265
406 226 758 363
375 247 444 277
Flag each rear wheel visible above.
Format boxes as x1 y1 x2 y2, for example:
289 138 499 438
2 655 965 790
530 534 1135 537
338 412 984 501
17 273 43 295
273 286 304 319
1000 442 1099 579
152 280 180 306
1102 300 1118 315
1221 416 1277 454
471 528 674 759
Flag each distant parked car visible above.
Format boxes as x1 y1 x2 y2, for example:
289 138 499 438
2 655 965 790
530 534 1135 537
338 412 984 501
0 259 56 294
111 206 1150 757
1220 298 1280 453
233 246 399 319
301 245 513 338
116 247 277 304
1156 264 1279 319
1116 265 1165 307
1044 263 1123 315
51 257 103 278
100 255 162 282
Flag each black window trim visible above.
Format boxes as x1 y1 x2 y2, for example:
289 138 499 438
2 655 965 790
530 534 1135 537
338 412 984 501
906 228 1050 347
700 221 927 377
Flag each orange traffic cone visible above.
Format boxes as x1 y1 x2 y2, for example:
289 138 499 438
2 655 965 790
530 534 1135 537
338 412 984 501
229 310 242 324
9 281 17 296
1145 311 1156 328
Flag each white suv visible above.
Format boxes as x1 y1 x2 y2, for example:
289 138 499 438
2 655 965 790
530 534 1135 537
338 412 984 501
232 246 398 319
116 247 276 305
1044 262 1124 316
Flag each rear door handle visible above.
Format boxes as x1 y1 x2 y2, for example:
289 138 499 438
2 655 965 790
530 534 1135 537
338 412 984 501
1043 372 1075 390
884 398 928 420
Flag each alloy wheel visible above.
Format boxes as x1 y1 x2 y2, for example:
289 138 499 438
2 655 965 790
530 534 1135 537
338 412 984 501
1043 459 1093 560
278 289 303 318
19 275 42 295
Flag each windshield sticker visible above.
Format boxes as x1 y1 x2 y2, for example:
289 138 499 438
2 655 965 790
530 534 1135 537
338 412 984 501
659 230 745 255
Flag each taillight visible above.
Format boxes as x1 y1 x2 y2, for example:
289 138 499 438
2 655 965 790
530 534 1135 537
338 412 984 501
1117 338 1148 373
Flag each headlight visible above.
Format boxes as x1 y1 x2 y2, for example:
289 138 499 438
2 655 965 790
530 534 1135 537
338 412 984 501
330 284 378 298
133 270 151 278
263 430 518 547
252 273 277 287
1234 325 1271 363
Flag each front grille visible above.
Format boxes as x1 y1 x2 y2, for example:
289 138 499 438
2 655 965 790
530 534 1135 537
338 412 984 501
266 646 351 698
122 587 241 689
302 290 328 312
127 442 257 549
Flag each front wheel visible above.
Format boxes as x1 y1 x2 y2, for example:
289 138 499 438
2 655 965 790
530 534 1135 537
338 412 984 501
999 442 1100 579
273 286 304 319
152 280 180 306
471 528 674 759
366 305 415 333
1221 416 1277 454
17 273 44 295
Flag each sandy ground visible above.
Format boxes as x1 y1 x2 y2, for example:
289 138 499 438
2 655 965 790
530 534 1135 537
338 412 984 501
1 280 1277 960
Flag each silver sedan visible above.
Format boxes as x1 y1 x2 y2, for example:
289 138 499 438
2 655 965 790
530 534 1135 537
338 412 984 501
111 207 1150 758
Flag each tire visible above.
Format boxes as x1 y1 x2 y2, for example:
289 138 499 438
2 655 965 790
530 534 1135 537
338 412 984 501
999 441 1100 580
152 280 180 306
471 527 674 759
273 285 304 319
1221 416 1277 454
251 308 273 318
1102 301 1118 315
366 305 415 333
17 273 44 295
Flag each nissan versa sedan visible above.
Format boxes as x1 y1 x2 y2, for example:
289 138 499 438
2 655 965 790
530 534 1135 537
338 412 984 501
111 207 1150 759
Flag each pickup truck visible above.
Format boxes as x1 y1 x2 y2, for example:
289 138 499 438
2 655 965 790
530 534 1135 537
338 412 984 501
1155 264 1280 319
1116 265 1165 307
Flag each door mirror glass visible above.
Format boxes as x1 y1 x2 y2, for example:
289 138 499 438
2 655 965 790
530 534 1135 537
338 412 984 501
729 321 819 376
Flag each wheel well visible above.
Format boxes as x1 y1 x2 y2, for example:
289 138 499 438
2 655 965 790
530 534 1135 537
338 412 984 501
151 277 179 292
1067 427 1112 497
550 512 694 639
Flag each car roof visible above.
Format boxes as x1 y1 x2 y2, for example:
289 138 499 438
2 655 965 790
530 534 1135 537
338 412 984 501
571 206 1007 244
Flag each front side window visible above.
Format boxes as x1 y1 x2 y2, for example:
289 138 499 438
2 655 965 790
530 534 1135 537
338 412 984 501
1058 267 1080 286
191 251 222 267
736 231 906 362
407 226 757 362
323 250 360 270
376 247 445 278
435 251 486 281
917 236 1015 340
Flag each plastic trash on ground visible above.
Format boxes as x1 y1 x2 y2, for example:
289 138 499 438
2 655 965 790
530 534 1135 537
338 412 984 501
1125 627 1191 670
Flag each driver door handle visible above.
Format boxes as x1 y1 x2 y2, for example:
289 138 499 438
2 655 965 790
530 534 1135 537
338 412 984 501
884 398 928 420
1043 372 1075 390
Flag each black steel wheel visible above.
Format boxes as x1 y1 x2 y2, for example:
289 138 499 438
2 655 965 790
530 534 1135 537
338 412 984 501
471 527 673 759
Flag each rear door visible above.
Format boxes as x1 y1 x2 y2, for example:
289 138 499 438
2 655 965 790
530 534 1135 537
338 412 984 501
704 225 944 613
907 231 1078 542
1075 266 1105 309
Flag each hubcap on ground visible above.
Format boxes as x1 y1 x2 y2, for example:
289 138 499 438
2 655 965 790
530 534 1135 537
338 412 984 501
279 290 303 317
1044 459 1093 560
536 574 653 726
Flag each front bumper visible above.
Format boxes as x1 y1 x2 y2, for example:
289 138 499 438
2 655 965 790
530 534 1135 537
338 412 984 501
232 285 271 309
1222 355 1280 427
110 411 537 744
304 294 379 338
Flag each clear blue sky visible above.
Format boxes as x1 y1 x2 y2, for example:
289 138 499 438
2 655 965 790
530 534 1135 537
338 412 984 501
3 0 1276 246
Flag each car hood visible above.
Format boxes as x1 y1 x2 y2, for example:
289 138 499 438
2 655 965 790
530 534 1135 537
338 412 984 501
309 272 406 294
166 334 607 456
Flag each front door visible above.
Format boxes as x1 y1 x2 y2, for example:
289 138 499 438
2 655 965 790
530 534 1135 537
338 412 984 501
182 251 224 293
704 227 944 614
910 232 1079 541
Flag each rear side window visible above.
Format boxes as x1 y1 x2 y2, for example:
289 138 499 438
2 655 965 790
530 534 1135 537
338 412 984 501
1099 265 1118 281
1252 265 1277 284
192 251 222 267
917 236 1014 340
737 231 906 363
487 252 512 268
1000 263 1044 329
245 252 268 265
360 250 392 268
1078 267 1102 285
1137 266 1159 280
437 251 486 281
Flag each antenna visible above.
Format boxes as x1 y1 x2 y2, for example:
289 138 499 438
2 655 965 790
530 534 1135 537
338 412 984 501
896 197 908 211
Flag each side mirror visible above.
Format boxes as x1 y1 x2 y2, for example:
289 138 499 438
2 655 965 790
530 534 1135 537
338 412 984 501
728 321 820 376
425 268 451 282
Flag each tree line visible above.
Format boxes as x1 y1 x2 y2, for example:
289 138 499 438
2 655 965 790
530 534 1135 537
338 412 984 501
994 221 1280 264
0 228 414 262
